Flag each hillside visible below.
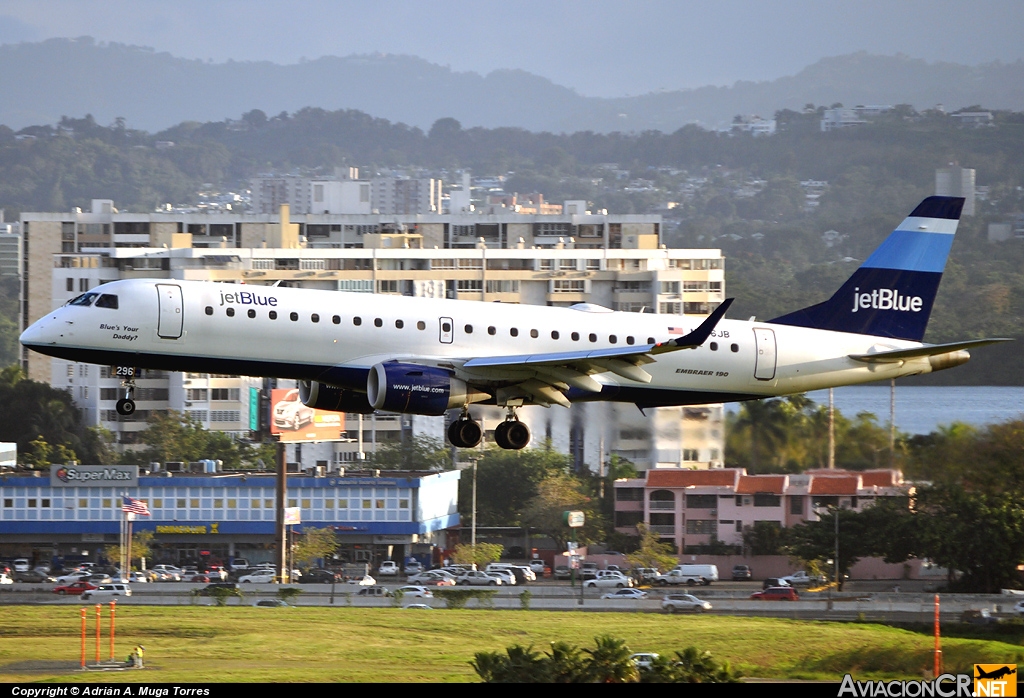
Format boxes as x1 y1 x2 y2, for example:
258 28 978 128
2 38 1024 132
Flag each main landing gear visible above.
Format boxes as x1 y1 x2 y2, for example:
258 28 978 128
114 366 137 416
494 408 530 451
448 411 483 448
447 407 532 450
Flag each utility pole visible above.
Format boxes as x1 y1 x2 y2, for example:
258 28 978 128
828 388 835 469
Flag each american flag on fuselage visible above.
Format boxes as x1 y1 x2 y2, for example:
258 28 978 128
121 495 150 516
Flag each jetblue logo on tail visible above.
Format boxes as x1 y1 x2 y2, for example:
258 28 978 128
851 288 923 313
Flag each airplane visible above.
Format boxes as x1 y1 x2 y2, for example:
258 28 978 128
20 196 1008 450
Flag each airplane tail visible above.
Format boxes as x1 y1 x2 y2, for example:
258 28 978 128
770 196 964 342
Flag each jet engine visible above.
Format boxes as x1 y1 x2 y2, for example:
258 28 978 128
367 362 486 416
298 380 375 414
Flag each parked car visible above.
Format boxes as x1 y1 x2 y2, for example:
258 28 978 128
151 564 183 580
554 565 572 580
731 565 753 581
762 577 792 589
239 569 277 584
12 558 30 572
583 572 633 589
405 604 433 610
14 570 54 583
81 583 131 600
630 653 660 670
601 588 648 600
299 569 341 584
652 570 708 587
751 587 799 601
128 572 149 584
484 569 517 586
54 571 92 585
404 561 424 576
347 575 376 586
529 560 547 575
54 581 98 596
355 585 392 597
456 570 502 586
780 571 824 587
0 573 13 585
662 593 713 613
407 571 456 586
378 561 399 577
395 585 434 598
633 568 661 584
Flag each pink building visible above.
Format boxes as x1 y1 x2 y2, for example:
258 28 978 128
614 468 906 553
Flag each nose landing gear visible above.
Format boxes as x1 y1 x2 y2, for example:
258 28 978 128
114 366 138 416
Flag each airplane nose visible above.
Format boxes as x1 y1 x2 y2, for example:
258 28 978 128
20 316 55 346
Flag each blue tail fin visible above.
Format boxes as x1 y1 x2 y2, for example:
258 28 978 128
770 196 963 341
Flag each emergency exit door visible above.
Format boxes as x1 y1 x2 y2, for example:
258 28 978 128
753 328 777 381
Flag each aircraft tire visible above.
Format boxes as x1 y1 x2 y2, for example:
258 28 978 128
116 399 136 416
448 419 482 448
504 421 530 450
493 421 512 449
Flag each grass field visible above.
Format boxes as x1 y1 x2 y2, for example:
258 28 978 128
1 606 1022 682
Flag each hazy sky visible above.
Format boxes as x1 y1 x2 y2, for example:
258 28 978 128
2 0 1023 97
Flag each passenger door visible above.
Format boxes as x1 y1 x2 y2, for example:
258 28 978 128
156 284 184 339
753 328 777 381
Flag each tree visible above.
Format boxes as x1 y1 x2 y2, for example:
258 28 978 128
785 507 871 589
450 542 503 567
742 521 787 556
365 434 451 471
292 526 339 569
521 473 603 550
104 529 154 571
626 523 678 572
459 446 571 526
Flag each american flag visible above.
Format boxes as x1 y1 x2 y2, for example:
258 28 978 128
121 495 150 517
667 327 688 335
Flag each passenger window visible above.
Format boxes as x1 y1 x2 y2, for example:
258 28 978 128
247 309 256 319
648 337 656 344
530 329 538 338
464 325 473 334
510 328 519 337
226 308 235 317
731 343 739 353
626 336 634 345
396 319 404 329
488 326 496 335
609 335 617 344
311 314 320 323
588 333 597 343
95 294 119 309
205 306 213 316
710 342 718 351
374 318 383 328
290 312 298 322
417 321 426 330
332 315 341 324
571 332 579 341
442 322 451 332
551 331 560 340
353 317 362 326
269 311 277 320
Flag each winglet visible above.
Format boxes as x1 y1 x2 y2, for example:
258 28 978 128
653 298 734 354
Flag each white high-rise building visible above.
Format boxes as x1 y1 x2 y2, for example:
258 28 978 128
20 202 726 472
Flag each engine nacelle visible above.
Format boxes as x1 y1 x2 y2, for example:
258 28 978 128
367 362 473 416
298 380 375 414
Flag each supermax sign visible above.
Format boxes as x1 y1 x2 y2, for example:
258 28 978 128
50 465 139 487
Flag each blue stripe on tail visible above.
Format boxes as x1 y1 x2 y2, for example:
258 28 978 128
770 196 963 341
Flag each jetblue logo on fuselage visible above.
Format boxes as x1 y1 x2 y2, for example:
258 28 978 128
851 287 923 313
219 290 279 307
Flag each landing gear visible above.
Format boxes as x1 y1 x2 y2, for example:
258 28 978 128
115 366 137 416
494 409 530 450
448 412 483 448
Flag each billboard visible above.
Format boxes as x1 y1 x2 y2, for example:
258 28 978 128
51 464 139 488
269 388 344 442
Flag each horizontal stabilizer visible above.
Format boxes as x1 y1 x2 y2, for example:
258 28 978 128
848 338 1013 363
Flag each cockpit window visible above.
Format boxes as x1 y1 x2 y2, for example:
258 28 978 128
67 293 99 307
95 294 119 309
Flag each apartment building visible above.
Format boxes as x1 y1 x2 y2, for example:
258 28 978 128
614 468 906 552
251 169 440 216
20 201 726 471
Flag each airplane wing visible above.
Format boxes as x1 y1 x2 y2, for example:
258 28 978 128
848 338 1012 363
453 299 734 407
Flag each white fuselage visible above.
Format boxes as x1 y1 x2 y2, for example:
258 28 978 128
21 278 935 407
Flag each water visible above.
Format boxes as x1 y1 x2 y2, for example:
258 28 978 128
727 386 1024 435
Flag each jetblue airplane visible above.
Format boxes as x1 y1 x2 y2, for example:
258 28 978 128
20 196 1006 450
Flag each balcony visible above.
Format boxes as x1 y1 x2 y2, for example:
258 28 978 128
650 525 675 536
648 501 675 510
